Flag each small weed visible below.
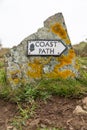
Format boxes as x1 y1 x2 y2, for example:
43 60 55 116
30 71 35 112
17 102 36 119
11 102 36 130
11 117 25 130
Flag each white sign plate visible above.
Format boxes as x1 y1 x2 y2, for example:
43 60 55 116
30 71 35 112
27 40 67 56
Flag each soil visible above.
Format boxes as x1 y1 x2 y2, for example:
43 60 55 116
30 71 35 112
0 99 17 130
0 96 87 130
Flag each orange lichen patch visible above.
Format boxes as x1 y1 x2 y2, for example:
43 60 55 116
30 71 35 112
33 58 40 64
27 57 52 78
44 71 59 78
64 38 71 45
27 48 76 79
60 70 75 79
27 62 43 78
51 23 67 39
44 48 76 78
68 49 76 58
56 49 76 68
45 69 75 79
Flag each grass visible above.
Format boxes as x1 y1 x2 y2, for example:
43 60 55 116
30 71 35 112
2 76 86 103
0 62 4 67
0 56 87 102
78 56 87 66
0 68 6 85
78 56 87 80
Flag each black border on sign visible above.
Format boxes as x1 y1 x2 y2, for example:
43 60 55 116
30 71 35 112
27 39 67 56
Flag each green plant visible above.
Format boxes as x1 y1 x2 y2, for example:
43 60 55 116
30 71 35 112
11 101 36 130
17 102 36 119
0 85 11 99
77 56 87 80
11 117 25 130
78 57 87 66
0 69 6 85
0 62 4 67
5 75 87 103
36 78 87 98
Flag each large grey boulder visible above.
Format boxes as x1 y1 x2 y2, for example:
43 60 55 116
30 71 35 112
5 13 78 88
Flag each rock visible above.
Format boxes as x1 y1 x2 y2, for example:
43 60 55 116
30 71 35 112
73 105 87 115
82 97 87 110
29 119 40 129
5 13 78 88
13 127 17 130
82 97 87 105
7 126 17 130
7 126 13 130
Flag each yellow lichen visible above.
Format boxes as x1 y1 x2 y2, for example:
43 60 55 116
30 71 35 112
64 38 71 45
8 77 20 84
27 48 76 79
60 70 75 79
27 62 43 78
27 57 52 78
44 48 76 79
33 58 40 64
56 49 76 69
13 78 20 84
8 70 21 84
45 69 75 79
74 58 80 69
10 70 20 75
51 23 67 39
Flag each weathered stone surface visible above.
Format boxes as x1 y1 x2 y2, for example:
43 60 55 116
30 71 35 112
5 13 79 88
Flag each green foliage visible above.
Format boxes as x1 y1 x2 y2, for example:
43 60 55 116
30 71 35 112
0 69 6 85
78 56 87 80
0 85 11 99
9 83 51 102
11 102 36 130
6 77 87 103
36 78 87 97
78 57 87 66
17 102 36 119
73 41 87 56
11 118 23 130
0 62 4 67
